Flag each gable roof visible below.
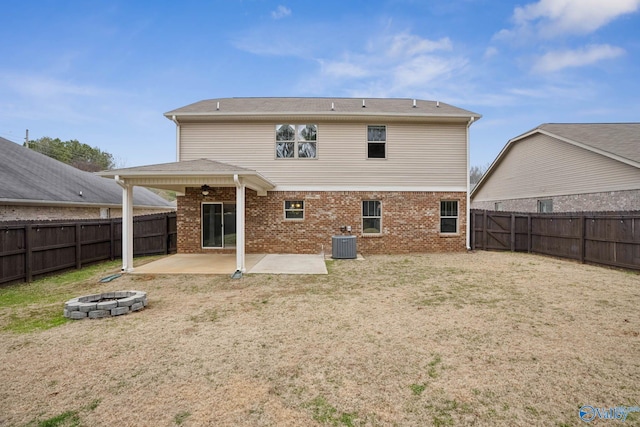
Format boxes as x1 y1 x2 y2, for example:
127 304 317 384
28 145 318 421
99 159 275 196
0 137 174 208
165 97 481 122
471 123 640 198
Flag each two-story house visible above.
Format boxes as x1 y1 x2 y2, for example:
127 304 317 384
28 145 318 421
101 97 481 273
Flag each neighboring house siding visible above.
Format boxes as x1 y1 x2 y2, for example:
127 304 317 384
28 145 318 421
472 133 640 203
177 188 467 255
0 205 173 221
179 122 467 188
472 188 640 212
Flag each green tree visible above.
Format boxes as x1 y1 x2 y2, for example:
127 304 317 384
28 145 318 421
25 137 116 172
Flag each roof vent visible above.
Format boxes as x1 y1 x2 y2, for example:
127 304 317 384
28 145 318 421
362 99 366 108
216 102 220 110
412 99 417 108
436 101 440 108
331 102 335 111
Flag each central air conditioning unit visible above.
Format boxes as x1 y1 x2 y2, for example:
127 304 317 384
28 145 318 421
332 235 357 259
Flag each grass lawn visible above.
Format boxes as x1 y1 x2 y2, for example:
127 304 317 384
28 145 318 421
0 251 638 426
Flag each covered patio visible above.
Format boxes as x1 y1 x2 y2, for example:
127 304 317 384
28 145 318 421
132 253 328 275
99 159 275 277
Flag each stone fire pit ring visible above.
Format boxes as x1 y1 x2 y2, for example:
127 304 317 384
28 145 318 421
64 290 148 320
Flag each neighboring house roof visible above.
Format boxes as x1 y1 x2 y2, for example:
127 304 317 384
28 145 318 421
165 97 481 121
537 123 640 164
0 137 174 208
471 123 640 198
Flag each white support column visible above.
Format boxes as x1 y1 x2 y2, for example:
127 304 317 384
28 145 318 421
116 175 134 272
465 116 475 251
234 175 246 273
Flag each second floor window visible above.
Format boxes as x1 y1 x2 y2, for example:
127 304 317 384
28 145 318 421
367 125 386 159
276 124 317 159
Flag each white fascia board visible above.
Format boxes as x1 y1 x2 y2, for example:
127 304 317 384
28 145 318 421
271 185 467 192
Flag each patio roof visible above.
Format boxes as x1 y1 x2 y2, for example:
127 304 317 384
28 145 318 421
98 158 275 196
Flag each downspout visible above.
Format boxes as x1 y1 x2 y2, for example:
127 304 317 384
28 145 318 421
232 174 246 278
466 117 475 251
171 115 181 162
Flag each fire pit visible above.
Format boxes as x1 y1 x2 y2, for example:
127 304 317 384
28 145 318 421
63 290 147 320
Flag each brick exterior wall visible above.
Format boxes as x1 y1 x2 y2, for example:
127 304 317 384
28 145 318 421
471 188 640 213
177 187 467 255
0 205 173 221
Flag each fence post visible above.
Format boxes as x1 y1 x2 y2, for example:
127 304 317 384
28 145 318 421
109 218 115 260
579 215 586 264
75 224 82 270
527 215 532 253
24 225 33 283
164 214 169 255
510 213 516 252
482 210 488 250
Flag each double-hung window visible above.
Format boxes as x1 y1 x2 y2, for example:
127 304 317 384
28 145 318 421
276 124 317 159
367 125 386 159
362 200 381 234
440 201 458 234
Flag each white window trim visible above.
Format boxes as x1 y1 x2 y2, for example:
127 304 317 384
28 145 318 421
362 200 382 235
367 124 387 160
284 200 305 220
440 200 459 235
275 124 318 160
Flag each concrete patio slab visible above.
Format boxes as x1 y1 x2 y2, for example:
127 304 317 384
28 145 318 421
247 254 328 275
132 254 265 275
131 253 328 275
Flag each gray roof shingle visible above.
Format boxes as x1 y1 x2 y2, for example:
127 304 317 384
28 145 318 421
165 97 481 119
538 123 640 164
0 137 174 207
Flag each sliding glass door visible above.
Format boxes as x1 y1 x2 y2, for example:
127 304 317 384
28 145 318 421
202 203 236 248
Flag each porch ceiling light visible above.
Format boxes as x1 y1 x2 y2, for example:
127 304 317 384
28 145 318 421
201 185 210 196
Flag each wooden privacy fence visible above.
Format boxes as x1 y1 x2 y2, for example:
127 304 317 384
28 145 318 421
0 212 177 284
470 209 640 270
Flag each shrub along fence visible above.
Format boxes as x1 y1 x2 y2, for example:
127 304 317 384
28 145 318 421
0 212 177 285
470 209 640 270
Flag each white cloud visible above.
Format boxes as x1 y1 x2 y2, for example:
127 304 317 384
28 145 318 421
386 33 452 57
483 46 499 59
271 5 291 20
313 32 466 96
498 0 640 39
319 60 370 78
533 44 625 72
2 73 115 99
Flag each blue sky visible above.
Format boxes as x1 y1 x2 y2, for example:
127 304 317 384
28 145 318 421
1 0 639 169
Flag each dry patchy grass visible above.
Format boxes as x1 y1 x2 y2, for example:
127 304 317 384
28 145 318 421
0 252 638 426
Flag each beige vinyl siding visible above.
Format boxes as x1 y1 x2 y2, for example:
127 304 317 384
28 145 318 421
179 121 467 188
473 133 640 202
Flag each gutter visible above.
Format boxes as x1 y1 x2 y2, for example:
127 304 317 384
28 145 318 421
115 175 126 189
171 115 181 162
0 198 172 210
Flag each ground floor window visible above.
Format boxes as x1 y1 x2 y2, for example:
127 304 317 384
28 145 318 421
202 202 236 248
440 200 458 233
284 200 304 219
538 199 553 213
362 200 381 234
